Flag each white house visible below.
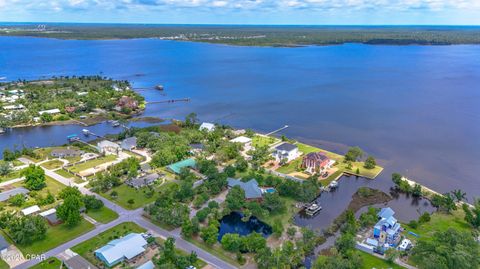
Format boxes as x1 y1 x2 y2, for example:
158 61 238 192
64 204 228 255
199 122 215 132
97 140 121 155
21 205 41 216
230 136 253 151
272 143 300 163
3 104 25 110
38 108 61 115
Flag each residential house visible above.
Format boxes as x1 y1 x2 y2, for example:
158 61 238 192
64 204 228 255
272 143 300 163
38 108 61 115
136 260 155 269
63 254 98 269
0 234 9 255
95 233 148 267
97 140 121 155
227 178 263 200
373 207 402 247
3 104 25 110
167 158 196 174
140 163 152 173
189 143 204 154
121 137 137 151
40 208 62 225
0 187 29 202
230 136 253 151
65 106 76 113
199 122 215 132
126 173 162 189
21 205 41 216
51 148 84 158
302 152 331 174
116 96 138 110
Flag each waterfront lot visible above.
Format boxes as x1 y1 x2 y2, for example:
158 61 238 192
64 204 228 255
18 219 95 255
276 142 383 183
252 135 279 148
31 146 84 163
85 206 119 223
71 222 146 267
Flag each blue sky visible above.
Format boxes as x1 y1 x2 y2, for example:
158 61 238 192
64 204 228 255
0 0 479 25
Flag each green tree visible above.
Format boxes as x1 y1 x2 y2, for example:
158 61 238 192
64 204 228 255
9 193 26 207
451 189 467 202
200 225 219 246
22 164 46 190
385 248 399 264
83 195 104 210
181 219 194 238
363 156 376 169
185 112 198 127
411 228 480 269
262 192 286 214
0 161 12 176
57 194 83 226
225 186 245 211
462 200 480 228
221 233 242 252
344 146 363 162
8 215 47 245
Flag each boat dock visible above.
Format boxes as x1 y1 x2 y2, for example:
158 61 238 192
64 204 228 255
146 98 190 104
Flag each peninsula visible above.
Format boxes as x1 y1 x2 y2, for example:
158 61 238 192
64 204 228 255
0 76 145 129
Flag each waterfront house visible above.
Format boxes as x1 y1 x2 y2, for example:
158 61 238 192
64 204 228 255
21 205 41 216
97 140 121 155
121 137 137 151
373 207 402 247
116 96 138 110
230 136 253 151
38 108 61 115
0 235 9 255
227 178 263 200
167 158 196 174
302 152 331 174
272 143 300 163
95 233 148 267
126 173 161 189
0 187 29 202
51 148 84 158
199 122 215 132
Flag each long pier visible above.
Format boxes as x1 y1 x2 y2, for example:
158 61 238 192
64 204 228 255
266 125 289 136
146 98 190 104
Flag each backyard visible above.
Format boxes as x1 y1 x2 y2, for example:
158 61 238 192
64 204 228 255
71 222 146 267
68 155 117 173
17 219 95 255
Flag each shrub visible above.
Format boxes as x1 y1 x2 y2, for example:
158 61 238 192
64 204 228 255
408 220 418 229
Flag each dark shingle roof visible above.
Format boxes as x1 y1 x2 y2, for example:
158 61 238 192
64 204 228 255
121 137 137 150
275 143 297 152
227 178 262 199
126 173 161 188
304 152 329 162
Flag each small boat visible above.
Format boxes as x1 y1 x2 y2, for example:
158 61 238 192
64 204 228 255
329 180 338 189
0 128 5 134
111 121 120 127
67 134 80 142
82 129 89 136
305 203 322 216
155 85 164 91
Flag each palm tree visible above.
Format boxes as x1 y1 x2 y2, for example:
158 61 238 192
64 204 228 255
451 189 467 202
442 193 457 213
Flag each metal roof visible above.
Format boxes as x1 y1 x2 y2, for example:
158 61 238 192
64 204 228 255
167 158 196 174
95 233 147 266
0 187 29 202
227 178 263 199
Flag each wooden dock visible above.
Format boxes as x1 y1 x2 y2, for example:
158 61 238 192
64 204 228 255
147 98 190 104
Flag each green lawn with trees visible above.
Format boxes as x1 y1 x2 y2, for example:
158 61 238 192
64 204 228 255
68 155 117 173
357 251 403 269
40 160 64 170
100 184 158 209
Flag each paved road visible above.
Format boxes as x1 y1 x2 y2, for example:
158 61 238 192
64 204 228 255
12 159 237 269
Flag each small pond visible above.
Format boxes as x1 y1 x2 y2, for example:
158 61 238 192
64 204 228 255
218 212 272 241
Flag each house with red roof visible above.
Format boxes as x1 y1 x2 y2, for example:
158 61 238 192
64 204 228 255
302 152 331 174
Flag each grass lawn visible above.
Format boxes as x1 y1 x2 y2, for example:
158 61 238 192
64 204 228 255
358 251 403 269
32 146 83 163
29 257 62 269
252 135 279 148
276 142 383 180
0 169 24 182
69 155 117 173
40 160 64 170
13 176 66 197
71 222 146 267
100 184 158 209
403 209 471 242
155 237 207 268
186 237 242 267
0 258 8 269
53 168 83 182
17 219 95 255
85 207 119 224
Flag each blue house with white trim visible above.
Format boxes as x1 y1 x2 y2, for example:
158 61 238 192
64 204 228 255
95 233 148 267
373 207 402 247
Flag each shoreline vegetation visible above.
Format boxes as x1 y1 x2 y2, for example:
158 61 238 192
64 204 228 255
1 25 480 46
0 76 146 129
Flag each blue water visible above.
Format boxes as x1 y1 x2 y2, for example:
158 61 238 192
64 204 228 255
217 212 272 241
1 37 480 201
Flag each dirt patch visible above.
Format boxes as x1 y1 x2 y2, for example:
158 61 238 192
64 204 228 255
130 116 165 123
347 187 392 213
158 124 182 133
